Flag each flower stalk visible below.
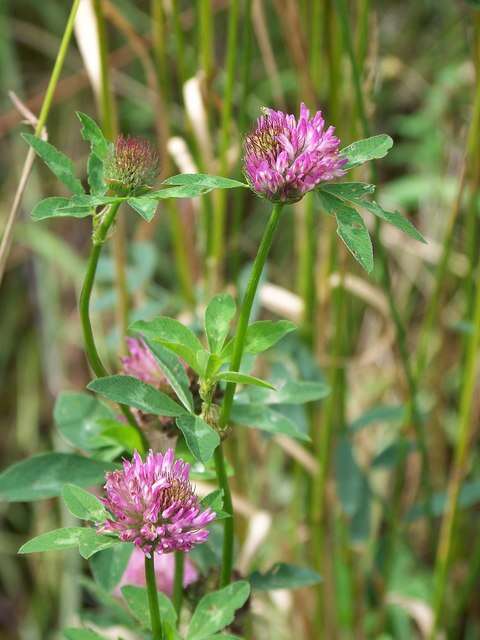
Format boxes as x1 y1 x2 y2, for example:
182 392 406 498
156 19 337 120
172 551 184 620
216 202 284 585
79 203 148 451
145 554 164 640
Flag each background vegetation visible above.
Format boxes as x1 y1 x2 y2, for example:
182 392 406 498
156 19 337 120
1 0 480 638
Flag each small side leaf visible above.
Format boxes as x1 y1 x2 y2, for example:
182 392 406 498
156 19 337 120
62 484 108 522
187 581 251 640
216 371 275 390
22 133 84 195
176 415 220 464
31 197 91 220
87 153 106 195
340 134 393 170
221 320 296 359
128 197 158 221
131 318 204 373
145 185 211 199
143 340 194 411
78 529 120 559
359 200 426 243
164 174 248 190
231 404 310 442
19 527 85 554
320 182 375 200
205 293 236 353
77 111 110 160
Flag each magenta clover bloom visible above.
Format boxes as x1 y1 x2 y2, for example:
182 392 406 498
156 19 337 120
244 103 347 203
121 337 168 388
105 135 159 192
100 449 215 556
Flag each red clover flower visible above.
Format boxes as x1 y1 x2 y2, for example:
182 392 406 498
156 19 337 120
121 337 168 388
104 135 159 193
244 103 347 203
100 449 215 556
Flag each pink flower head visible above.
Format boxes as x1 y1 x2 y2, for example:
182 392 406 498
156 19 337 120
244 103 347 203
115 548 198 597
100 449 215 556
121 338 167 388
105 135 159 192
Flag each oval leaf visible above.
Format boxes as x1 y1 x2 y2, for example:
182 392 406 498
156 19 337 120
131 317 204 373
31 197 91 220
62 484 107 522
176 415 220 464
163 174 247 190
19 527 85 554
221 320 296 358
54 391 116 450
22 133 84 195
0 453 114 502
231 404 310 442
216 371 275 390
128 197 158 221
77 111 110 160
143 339 194 411
88 375 188 417
340 134 393 170
205 293 236 353
187 581 250 640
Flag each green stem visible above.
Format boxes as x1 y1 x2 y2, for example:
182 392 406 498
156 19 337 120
220 203 284 424
79 203 148 452
430 264 480 637
198 0 214 81
214 445 235 587
216 202 284 585
79 203 121 378
34 0 81 135
145 554 164 640
298 193 317 345
172 551 184 621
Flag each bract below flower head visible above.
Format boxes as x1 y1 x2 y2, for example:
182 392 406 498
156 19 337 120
100 449 215 556
104 135 159 193
244 103 347 203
